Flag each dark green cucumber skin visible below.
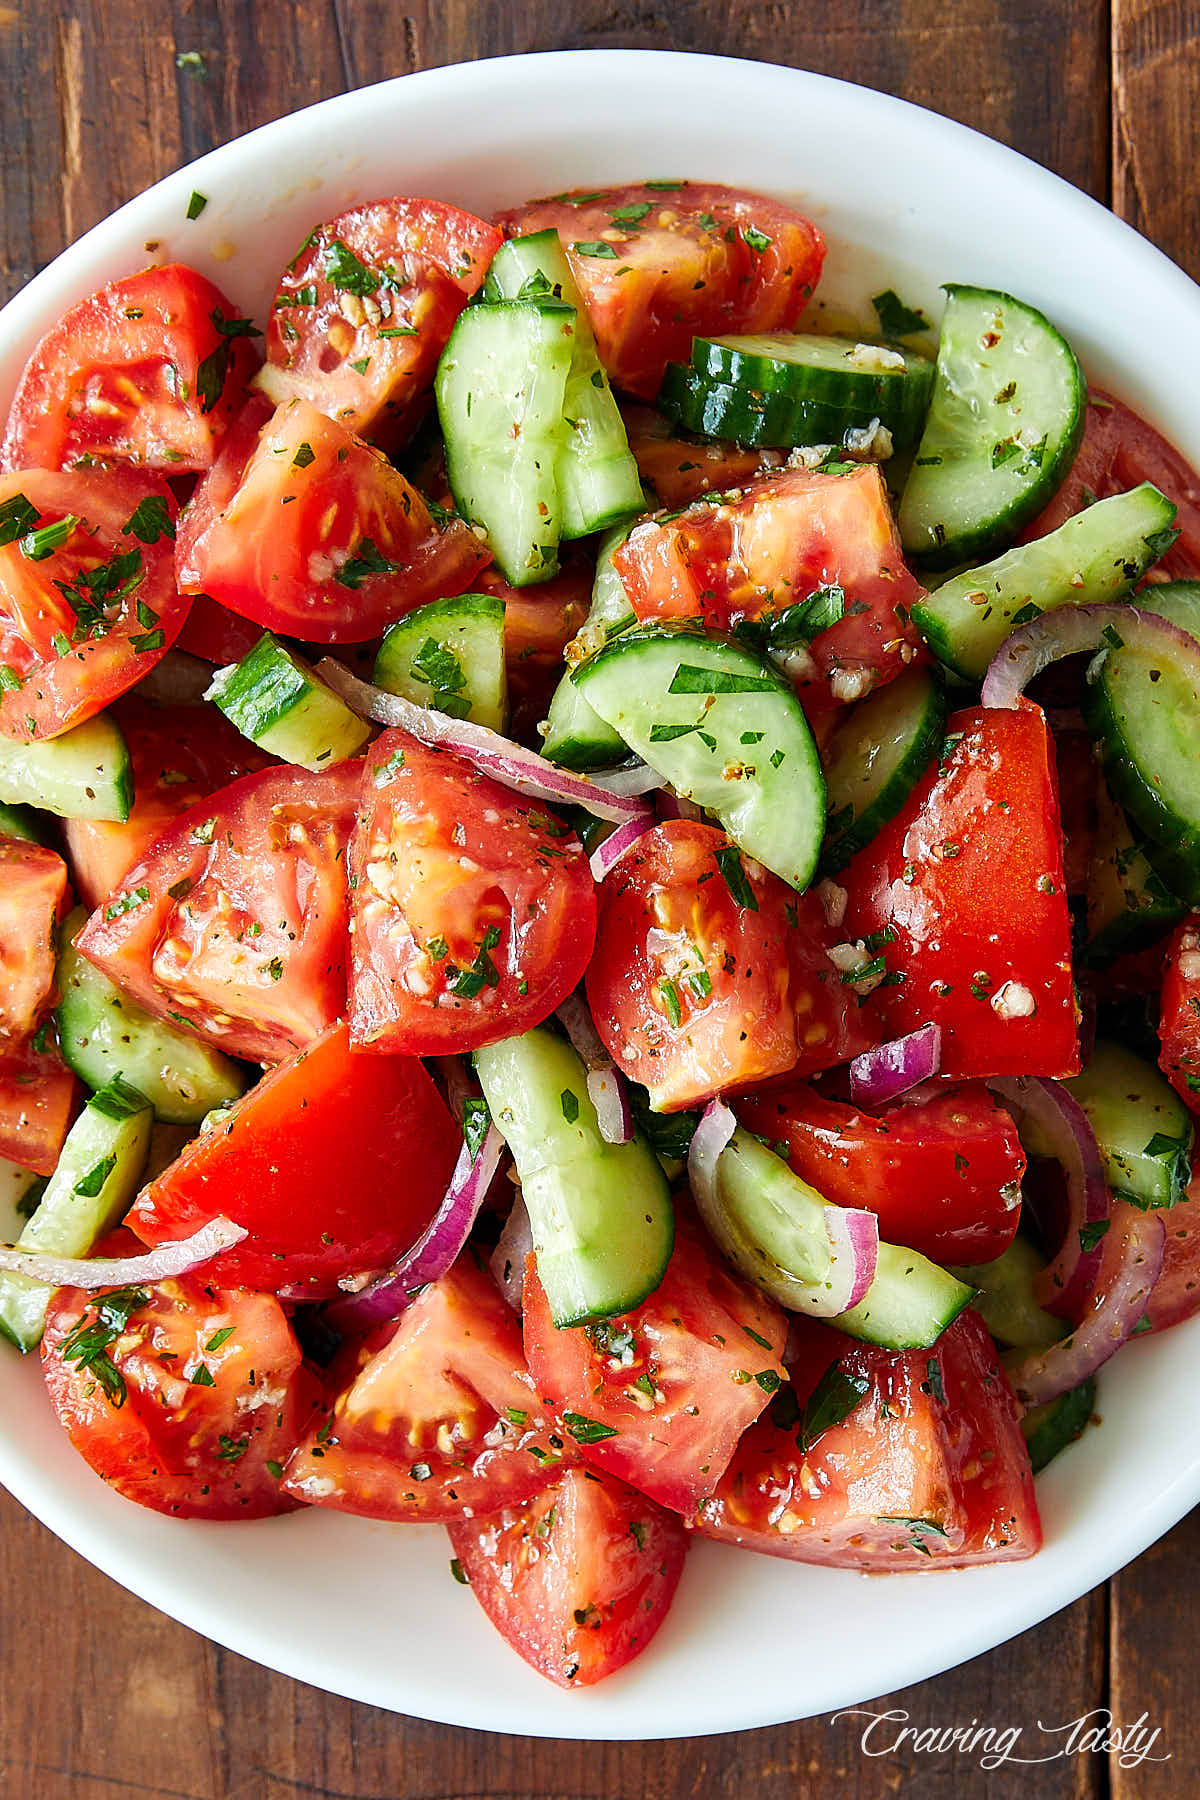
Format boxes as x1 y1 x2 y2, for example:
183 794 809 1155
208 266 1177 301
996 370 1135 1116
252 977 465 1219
1082 781 1185 966
1022 1378 1096 1474
0 802 47 843
688 333 934 447
818 669 946 875
657 363 852 449
898 283 1086 570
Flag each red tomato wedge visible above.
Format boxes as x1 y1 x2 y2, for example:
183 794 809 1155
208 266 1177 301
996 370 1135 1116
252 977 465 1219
476 557 592 743
738 1081 1025 1265
496 182 825 400
1023 389 1200 578
1 265 257 474
693 1310 1041 1569
0 468 184 741
262 197 501 445
840 702 1080 1079
127 1021 459 1295
283 1255 573 1518
63 697 272 909
42 1232 316 1519
0 1030 76 1175
174 592 265 665
448 1465 687 1688
348 732 596 1056
1159 916 1200 1110
0 841 69 1039
612 466 927 709
1145 1171 1200 1332
622 404 782 508
75 761 359 1066
585 821 798 1111
176 396 490 643
523 1218 788 1515
787 888 885 1078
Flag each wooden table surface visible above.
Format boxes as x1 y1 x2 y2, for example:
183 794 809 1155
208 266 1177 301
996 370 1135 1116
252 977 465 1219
2 3 1198 1794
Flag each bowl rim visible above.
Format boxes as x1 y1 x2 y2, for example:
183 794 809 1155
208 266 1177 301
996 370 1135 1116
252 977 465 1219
3 47 1200 1740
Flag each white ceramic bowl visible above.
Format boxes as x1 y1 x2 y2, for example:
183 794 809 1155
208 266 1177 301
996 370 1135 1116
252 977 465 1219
2 49 1199 1740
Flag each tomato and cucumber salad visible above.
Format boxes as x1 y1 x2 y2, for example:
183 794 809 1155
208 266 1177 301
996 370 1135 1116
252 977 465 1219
1 170 1198 1694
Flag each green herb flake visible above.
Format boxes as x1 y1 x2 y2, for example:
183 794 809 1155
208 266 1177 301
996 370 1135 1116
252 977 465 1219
796 1360 870 1452
560 1087 580 1124
60 1285 151 1409
571 240 619 259
186 191 208 221
743 226 772 253
1079 1219 1111 1252
871 289 928 337
449 924 502 998
122 495 176 544
0 493 39 545
668 663 776 695
658 977 683 1028
1145 1131 1183 1158
103 885 150 921
205 1326 235 1352
563 1411 619 1445
334 538 399 589
449 1557 469 1585
190 1364 216 1387
715 844 759 912
323 238 380 296
610 202 652 228
74 1154 117 1198
292 441 316 470
217 1434 249 1462
21 514 79 561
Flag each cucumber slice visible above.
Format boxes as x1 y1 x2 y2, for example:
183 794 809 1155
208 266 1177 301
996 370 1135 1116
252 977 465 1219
474 1027 673 1326
56 907 247 1124
1083 778 1185 965
485 232 644 537
1083 580 1200 901
541 517 638 770
0 1075 152 1351
708 1129 975 1349
911 483 1177 680
1064 1039 1193 1211
0 1157 45 1242
819 666 945 873
0 801 49 842
691 332 934 449
374 592 507 732
436 298 576 586
1020 1377 1096 1474
948 1235 1064 1350
0 711 131 821
658 363 859 450
574 625 824 890
898 284 1085 567
206 632 371 771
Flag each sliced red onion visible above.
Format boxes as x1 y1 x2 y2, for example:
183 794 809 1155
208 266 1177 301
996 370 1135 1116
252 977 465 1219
589 763 666 798
435 1054 471 1127
555 994 633 1143
991 1075 1111 1318
1006 1200 1165 1406
140 648 217 706
589 813 655 882
849 1022 941 1107
318 658 653 824
981 603 1200 709
688 1100 879 1316
656 790 704 823
490 1192 534 1313
0 1216 246 1289
323 1124 503 1334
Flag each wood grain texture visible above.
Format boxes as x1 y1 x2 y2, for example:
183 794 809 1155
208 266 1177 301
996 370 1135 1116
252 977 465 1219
0 1 1192 1794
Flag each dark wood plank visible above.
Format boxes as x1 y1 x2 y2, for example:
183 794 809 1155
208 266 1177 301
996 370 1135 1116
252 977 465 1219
1113 0 1200 278
1109 1511 1200 1798
0 3 1137 1796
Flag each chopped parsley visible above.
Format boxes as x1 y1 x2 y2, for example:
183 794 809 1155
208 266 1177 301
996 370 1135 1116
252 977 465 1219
871 289 928 337
560 1088 580 1124
563 1411 618 1445
571 241 619 258
714 844 758 911
60 1286 151 1409
462 1095 491 1160
186 190 208 221
122 495 176 544
196 309 263 414
449 924 502 998
334 538 399 589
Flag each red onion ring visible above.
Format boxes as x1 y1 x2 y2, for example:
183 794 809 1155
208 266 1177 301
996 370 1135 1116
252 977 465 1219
318 658 654 825
435 1054 472 1127
981 603 1200 709
322 1124 504 1334
588 813 655 882
0 1216 246 1289
849 1022 941 1107
656 790 704 823
688 1099 879 1316
490 1193 534 1314
991 1075 1111 1318
1006 1200 1165 1406
589 764 667 798
555 995 634 1143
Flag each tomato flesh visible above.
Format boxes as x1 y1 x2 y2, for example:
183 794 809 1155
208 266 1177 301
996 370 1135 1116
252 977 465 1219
496 182 825 400
841 701 1080 1079
263 197 501 445
0 841 69 1040
693 1310 1041 1568
127 1020 459 1295
523 1217 788 1515
176 396 490 643
612 466 927 712
585 821 798 1111
476 557 592 744
0 1031 76 1175
622 404 783 508
1145 1171 1200 1332
174 593 266 666
739 1081 1025 1265
75 760 359 1066
0 468 184 741
1159 916 1200 1110
63 697 272 909
348 732 596 1055
42 1232 316 1518
1 265 257 475
283 1255 573 1518
449 1465 687 1687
